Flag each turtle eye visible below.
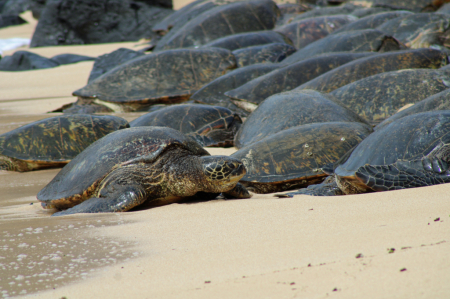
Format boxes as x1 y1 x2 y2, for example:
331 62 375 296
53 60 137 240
227 162 236 169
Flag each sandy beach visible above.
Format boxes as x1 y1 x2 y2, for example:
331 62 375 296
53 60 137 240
0 1 449 298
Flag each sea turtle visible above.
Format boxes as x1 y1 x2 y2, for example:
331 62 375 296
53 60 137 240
190 63 281 115
156 0 280 50
280 29 404 65
275 2 314 26
288 3 363 22
274 14 357 50
232 43 296 67
334 111 450 194
348 0 448 12
224 52 375 106
72 48 236 112
88 48 144 83
329 68 450 123
350 7 398 18
331 11 413 35
202 31 293 51
376 13 450 48
234 90 370 149
129 104 242 147
0 115 129 172
437 2 450 14
230 122 373 193
375 89 450 130
295 48 449 93
37 126 250 216
152 0 242 50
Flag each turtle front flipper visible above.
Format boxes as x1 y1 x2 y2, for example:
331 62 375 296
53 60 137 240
355 158 450 192
222 183 252 199
52 184 147 216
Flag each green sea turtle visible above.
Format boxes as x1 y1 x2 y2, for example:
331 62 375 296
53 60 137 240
331 11 413 34
295 48 449 93
280 29 404 65
129 104 242 147
274 14 357 50
289 3 363 22
275 2 314 26
190 63 281 115
72 48 236 112
202 31 293 51
224 52 375 106
0 115 129 172
334 111 450 194
230 122 373 193
375 89 450 130
232 43 296 67
329 68 450 123
37 126 250 216
348 0 449 12
376 12 450 48
234 90 370 149
156 0 280 50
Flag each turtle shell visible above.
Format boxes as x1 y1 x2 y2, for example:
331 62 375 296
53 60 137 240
234 89 370 149
295 48 449 93
437 3 450 14
280 29 404 65
351 0 446 12
225 52 375 105
375 89 450 130
350 7 398 18
335 111 450 194
231 122 373 193
37 126 210 208
190 63 281 115
0 115 129 171
157 0 280 50
275 3 313 26
330 68 450 123
152 0 230 34
88 48 144 83
289 3 362 22
232 43 296 67
377 13 450 48
129 104 242 147
331 11 413 34
274 14 357 50
202 31 292 51
73 48 236 112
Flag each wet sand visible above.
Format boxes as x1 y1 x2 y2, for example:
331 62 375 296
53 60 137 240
1 1 449 298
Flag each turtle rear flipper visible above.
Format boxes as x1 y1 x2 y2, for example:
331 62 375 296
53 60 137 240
355 159 450 192
51 184 147 216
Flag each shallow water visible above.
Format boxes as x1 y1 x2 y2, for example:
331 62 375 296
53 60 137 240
0 167 142 298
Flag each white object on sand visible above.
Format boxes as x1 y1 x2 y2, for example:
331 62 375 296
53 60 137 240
0 38 30 56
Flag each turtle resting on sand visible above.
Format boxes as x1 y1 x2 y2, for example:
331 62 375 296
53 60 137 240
37 127 250 216
335 111 450 194
0 115 129 172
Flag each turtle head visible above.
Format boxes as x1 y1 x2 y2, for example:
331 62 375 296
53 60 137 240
200 156 246 192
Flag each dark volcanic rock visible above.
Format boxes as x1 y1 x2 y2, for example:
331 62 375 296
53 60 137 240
0 51 95 71
28 0 47 19
0 14 26 28
88 48 145 83
0 0 29 15
51 54 95 65
30 0 173 47
0 51 59 71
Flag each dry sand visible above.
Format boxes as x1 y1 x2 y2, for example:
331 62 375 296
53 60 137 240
0 1 449 298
